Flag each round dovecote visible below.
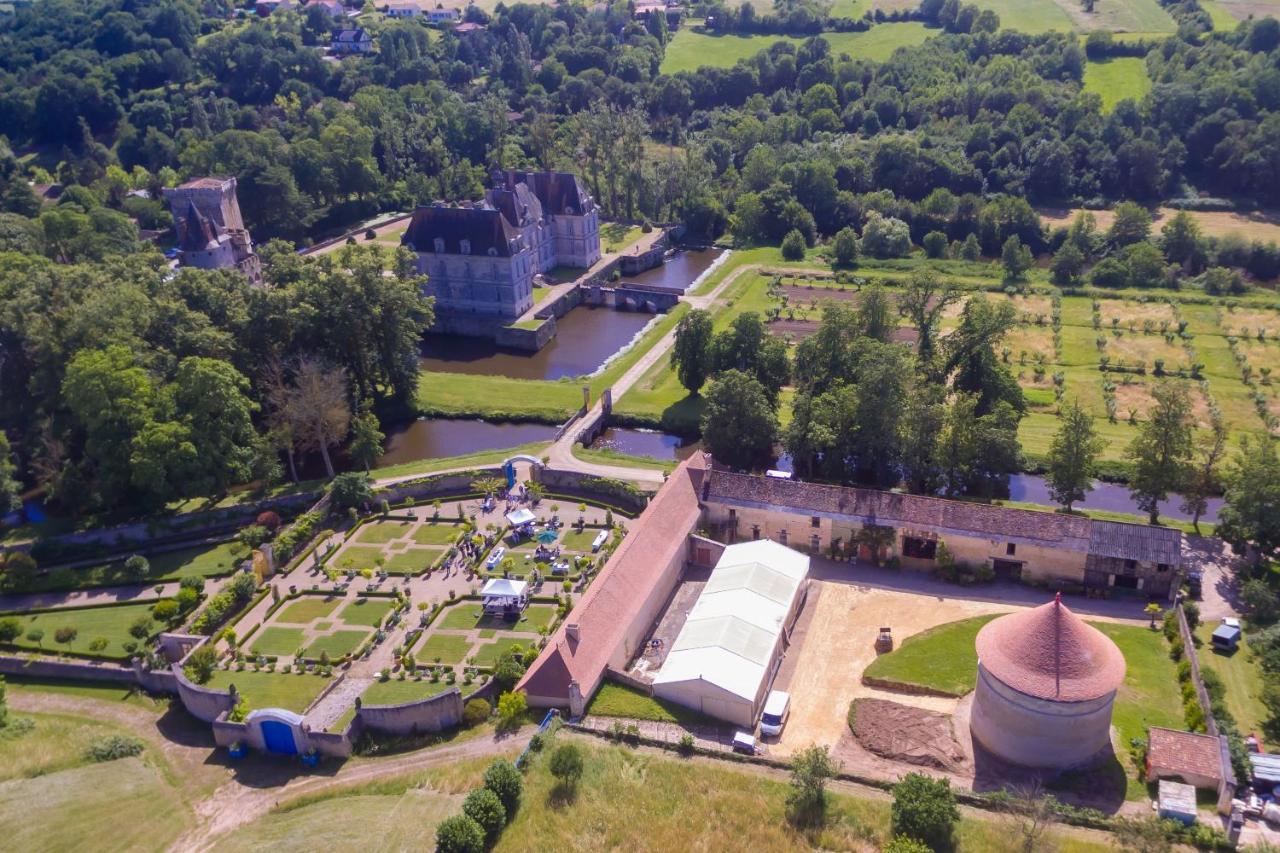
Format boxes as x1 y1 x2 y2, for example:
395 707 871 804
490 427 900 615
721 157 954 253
969 594 1125 769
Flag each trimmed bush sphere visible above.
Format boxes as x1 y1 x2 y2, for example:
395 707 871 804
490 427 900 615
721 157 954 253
462 788 506 840
483 758 523 812
462 698 491 727
435 814 485 853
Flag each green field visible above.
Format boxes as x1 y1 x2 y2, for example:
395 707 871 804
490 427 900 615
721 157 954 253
381 548 444 575
34 540 242 593
411 523 464 546
659 22 933 75
361 677 455 706
585 681 718 725
277 596 341 623
417 632 474 665
862 615 999 696
250 626 307 657
207 670 329 713
0 710 134 782
305 628 370 660
1084 58 1152 111
472 637 532 668
333 545 385 572
338 597 395 628
0 602 163 659
969 0 1072 32
1197 622 1268 737
0 758 188 853
601 222 645 254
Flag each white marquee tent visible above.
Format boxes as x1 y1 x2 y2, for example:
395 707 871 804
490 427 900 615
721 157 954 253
652 540 809 727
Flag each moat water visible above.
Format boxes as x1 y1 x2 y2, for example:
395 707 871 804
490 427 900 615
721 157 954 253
419 306 655 380
622 246 725 292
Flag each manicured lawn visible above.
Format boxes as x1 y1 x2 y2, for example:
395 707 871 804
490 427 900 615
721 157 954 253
305 629 370 660
417 632 474 665
411 523 464 546
356 521 415 544
207 670 329 713
338 597 394 628
0 758 188 853
381 548 443 575
435 602 556 633
367 441 553 482
862 615 1000 696
1197 622 1268 737
1084 58 1152 112
659 22 933 75
250 626 307 657
560 529 602 552
601 222 644 253
571 444 678 473
472 637 533 668
276 596 341 623
585 681 719 726
33 540 243 593
360 677 455 706
0 602 164 659
333 545 386 572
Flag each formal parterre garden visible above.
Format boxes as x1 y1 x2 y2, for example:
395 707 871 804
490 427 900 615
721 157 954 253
325 517 468 577
19 539 244 594
412 598 555 674
0 601 173 660
244 592 397 662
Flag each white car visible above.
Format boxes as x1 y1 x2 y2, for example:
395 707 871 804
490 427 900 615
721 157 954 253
485 546 506 570
759 690 790 737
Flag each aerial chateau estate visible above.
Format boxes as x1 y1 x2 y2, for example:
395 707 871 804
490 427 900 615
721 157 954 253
10 0 1280 847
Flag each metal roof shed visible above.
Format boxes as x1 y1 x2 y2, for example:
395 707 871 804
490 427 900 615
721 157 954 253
1157 780 1197 826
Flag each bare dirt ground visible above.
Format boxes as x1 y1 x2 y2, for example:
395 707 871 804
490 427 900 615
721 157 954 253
849 698 965 770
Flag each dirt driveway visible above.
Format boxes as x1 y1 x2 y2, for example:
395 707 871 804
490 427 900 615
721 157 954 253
771 583 1022 759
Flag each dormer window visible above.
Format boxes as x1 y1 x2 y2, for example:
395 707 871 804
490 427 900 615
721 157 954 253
433 237 445 254
460 239 471 255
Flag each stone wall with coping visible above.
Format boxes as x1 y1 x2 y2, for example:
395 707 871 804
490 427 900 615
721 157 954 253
358 686 464 735
375 469 505 506
172 664 237 722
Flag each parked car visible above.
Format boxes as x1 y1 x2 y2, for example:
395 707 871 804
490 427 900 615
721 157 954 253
732 731 758 755
760 690 791 737
485 546 506 570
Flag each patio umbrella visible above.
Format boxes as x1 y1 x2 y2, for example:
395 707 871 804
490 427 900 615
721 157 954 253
536 529 559 544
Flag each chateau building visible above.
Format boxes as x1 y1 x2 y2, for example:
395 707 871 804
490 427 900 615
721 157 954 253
402 171 600 332
163 177 262 284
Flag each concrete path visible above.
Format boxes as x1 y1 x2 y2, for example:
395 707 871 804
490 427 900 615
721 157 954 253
305 676 371 732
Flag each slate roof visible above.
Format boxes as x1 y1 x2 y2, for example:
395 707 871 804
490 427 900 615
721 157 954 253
488 181 543 228
178 201 220 252
401 203 523 257
976 594 1126 702
703 470 1183 564
500 170 594 216
1088 520 1182 565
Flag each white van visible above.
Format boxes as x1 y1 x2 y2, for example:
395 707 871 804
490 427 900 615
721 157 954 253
760 690 791 736
485 546 506 570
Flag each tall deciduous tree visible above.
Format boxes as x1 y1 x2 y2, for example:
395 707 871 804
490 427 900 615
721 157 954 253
1045 401 1104 513
701 370 778 471
709 313 790 404
348 399 385 473
1217 436 1280 567
856 283 897 343
1127 383 1194 524
1000 235 1033 281
899 270 960 362
282 358 351 479
0 431 20 513
1180 410 1228 534
671 308 714 396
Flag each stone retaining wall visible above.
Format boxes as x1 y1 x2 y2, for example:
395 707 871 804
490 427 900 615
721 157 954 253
859 675 964 699
358 687 464 735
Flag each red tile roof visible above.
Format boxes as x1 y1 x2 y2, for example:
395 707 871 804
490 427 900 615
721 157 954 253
1147 726 1225 785
976 594 1125 702
517 455 706 705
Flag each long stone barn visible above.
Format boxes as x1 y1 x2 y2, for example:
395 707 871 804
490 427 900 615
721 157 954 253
699 471 1184 600
518 457 1183 718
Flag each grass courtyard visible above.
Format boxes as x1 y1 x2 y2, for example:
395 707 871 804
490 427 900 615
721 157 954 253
1196 621 1268 738
207 669 330 713
331 520 463 576
585 681 719 726
246 593 396 659
0 601 165 659
30 539 242 593
862 614 998 696
414 599 547 669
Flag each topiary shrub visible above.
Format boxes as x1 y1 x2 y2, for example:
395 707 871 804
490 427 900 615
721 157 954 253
462 788 506 840
435 814 485 853
483 759 523 813
462 698 491 727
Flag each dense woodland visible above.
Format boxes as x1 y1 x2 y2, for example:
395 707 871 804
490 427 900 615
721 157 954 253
4 0 1280 524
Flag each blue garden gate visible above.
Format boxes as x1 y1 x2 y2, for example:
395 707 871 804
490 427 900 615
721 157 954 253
260 720 297 755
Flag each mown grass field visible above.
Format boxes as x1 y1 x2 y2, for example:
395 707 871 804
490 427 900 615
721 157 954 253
206 670 330 713
862 615 999 696
32 539 242 594
1083 57 1152 111
585 681 719 725
659 22 933 75
970 0 1073 32
1197 621 1268 737
0 602 163 658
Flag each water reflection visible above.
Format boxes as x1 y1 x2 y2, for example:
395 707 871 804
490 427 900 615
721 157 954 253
589 427 701 461
1007 474 1220 524
622 247 725 292
419 306 654 380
